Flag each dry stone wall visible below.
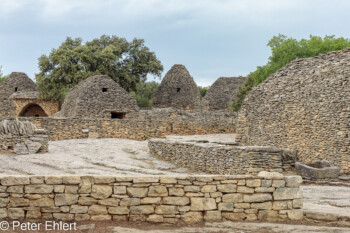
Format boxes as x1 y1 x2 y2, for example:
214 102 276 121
0 175 303 222
10 92 59 117
26 117 166 141
0 119 48 154
4 109 237 141
128 108 237 135
236 48 350 173
149 139 295 175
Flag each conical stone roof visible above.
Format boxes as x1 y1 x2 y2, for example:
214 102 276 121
203 77 246 110
0 72 37 118
0 72 36 99
153 64 201 110
57 75 139 118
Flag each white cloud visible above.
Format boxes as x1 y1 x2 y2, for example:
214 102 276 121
0 0 312 25
0 0 25 17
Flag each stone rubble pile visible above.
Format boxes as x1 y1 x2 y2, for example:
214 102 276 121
0 119 48 154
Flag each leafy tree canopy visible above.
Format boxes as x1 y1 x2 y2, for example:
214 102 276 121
130 81 159 108
36 35 163 102
231 34 350 112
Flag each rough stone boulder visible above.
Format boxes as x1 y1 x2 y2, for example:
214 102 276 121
0 119 48 154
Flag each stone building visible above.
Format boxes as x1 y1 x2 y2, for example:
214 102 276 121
56 75 139 119
236 48 350 173
153 64 201 110
0 72 37 118
203 77 246 110
10 91 59 117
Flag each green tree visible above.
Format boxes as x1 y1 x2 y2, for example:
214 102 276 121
36 35 163 102
0 66 4 82
130 81 159 108
198 86 209 98
231 34 350 112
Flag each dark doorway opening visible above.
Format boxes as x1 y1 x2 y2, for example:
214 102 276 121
111 112 126 119
177 88 181 93
19 104 48 117
14 87 18 92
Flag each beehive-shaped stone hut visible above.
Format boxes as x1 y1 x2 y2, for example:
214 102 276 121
236 48 350 173
57 75 139 118
0 72 37 118
203 77 246 110
153 64 201 110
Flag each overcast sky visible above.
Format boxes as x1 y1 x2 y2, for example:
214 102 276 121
1 0 350 86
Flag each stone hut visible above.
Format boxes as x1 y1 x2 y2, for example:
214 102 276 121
153 64 201 110
57 75 139 119
203 77 246 110
10 91 59 117
0 72 37 118
236 48 350 173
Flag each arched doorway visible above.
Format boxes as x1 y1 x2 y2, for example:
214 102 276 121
19 104 48 117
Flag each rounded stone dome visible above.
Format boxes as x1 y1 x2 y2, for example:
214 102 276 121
237 48 350 172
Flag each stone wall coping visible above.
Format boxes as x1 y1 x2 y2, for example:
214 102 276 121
150 138 283 152
0 174 299 180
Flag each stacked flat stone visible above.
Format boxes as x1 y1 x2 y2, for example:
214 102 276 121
0 175 303 222
0 119 48 154
153 64 202 110
11 108 236 141
203 77 246 110
0 72 37 118
148 139 295 174
236 48 350 173
9 91 59 117
56 75 139 118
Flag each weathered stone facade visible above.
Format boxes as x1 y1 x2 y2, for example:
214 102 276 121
57 75 139 118
0 119 48 154
13 109 237 141
149 139 295 175
10 92 59 117
203 77 246 110
0 175 303 222
0 72 37 118
153 64 202 110
236 48 350 173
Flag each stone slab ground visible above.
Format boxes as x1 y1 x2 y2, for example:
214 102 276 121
303 185 350 223
0 134 236 176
